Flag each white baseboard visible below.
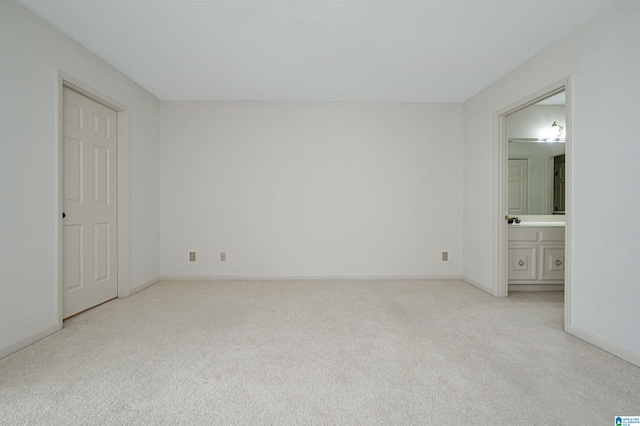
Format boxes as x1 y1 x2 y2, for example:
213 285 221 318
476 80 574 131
160 274 464 281
567 324 640 368
1 276 161 360
0 324 60 360
129 276 161 295
462 275 494 295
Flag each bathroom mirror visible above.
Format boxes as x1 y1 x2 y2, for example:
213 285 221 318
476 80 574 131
508 141 565 215
507 93 565 215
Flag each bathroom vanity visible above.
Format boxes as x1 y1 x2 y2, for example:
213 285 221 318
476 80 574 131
508 219 565 291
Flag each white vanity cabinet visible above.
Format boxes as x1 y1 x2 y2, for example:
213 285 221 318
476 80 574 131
508 226 565 289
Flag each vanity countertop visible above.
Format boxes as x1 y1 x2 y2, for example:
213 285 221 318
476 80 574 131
510 221 565 227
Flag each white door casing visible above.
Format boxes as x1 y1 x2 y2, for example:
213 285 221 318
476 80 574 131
62 86 118 318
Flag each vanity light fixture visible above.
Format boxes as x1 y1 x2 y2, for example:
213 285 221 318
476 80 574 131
539 121 566 142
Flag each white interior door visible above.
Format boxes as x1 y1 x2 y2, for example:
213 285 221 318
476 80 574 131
508 159 528 215
62 86 118 318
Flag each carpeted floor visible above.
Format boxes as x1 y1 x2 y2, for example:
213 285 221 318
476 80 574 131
1 280 639 425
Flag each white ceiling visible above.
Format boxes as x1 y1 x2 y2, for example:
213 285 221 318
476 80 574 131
17 0 617 102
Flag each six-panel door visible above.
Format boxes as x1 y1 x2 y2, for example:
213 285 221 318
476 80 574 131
62 87 118 318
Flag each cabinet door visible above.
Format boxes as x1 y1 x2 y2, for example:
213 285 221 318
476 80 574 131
508 246 537 281
540 245 565 281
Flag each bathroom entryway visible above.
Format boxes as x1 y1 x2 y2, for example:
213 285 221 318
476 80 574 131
504 90 567 293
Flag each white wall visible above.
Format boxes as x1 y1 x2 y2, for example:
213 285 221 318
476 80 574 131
0 0 161 357
463 0 640 359
161 102 463 279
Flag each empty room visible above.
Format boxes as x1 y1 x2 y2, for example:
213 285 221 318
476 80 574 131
1 0 639 424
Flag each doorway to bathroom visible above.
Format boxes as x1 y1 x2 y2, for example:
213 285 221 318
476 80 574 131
495 80 572 329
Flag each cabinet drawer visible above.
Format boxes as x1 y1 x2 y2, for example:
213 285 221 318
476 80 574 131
539 228 565 242
508 228 539 242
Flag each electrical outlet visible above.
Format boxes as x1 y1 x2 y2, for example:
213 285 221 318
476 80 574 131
189 252 196 262
220 252 226 262
442 251 448 261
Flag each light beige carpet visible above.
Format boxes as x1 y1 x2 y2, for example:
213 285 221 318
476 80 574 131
1 280 638 425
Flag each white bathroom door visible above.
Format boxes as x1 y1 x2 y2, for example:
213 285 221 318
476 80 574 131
62 86 118 318
508 159 528 215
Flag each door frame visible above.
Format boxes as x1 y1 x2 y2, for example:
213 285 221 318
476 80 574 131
57 72 131 327
494 77 573 330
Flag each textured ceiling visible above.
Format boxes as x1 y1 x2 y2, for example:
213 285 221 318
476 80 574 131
17 0 617 102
